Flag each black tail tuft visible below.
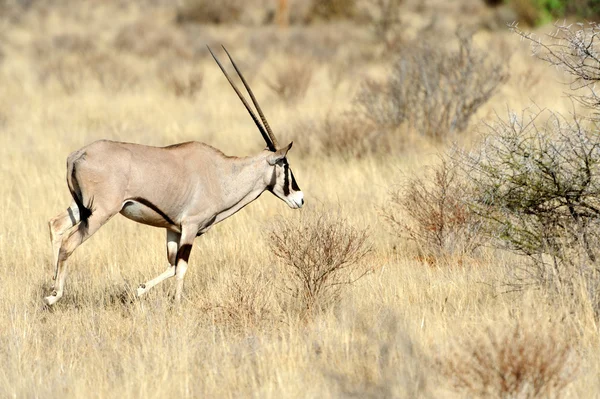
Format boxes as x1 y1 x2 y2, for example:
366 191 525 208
67 156 92 225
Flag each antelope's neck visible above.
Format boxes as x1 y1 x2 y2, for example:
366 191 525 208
218 154 269 211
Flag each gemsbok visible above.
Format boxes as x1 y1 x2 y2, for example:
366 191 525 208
44 46 304 306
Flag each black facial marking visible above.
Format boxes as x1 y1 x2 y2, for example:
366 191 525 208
125 197 176 226
283 162 290 196
177 244 193 262
290 170 300 191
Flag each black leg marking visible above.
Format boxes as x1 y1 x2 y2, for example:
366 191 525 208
177 244 193 262
67 207 77 225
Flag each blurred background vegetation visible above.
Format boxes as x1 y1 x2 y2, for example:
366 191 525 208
3 0 600 397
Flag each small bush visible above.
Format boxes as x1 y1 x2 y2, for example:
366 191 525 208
157 63 203 98
441 322 578 398
286 113 405 159
359 0 404 49
265 58 313 103
317 114 404 158
307 0 358 22
268 209 371 314
382 159 485 263
176 0 243 24
38 52 139 94
355 32 507 141
113 20 191 60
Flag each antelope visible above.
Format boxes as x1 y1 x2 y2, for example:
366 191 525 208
44 46 304 306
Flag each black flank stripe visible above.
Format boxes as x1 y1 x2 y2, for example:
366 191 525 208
128 197 176 226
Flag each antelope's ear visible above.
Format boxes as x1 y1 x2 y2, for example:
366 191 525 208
267 142 293 165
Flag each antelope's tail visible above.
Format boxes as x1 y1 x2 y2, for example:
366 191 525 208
66 150 92 225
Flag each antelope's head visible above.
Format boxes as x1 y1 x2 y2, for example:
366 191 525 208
208 46 304 209
265 142 303 209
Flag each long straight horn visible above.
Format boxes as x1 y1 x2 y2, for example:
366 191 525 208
207 46 277 152
221 45 280 150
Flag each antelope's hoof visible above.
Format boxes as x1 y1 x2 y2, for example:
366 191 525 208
136 284 146 298
43 295 58 306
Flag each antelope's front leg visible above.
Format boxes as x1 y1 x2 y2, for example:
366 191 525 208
174 228 196 303
136 230 180 297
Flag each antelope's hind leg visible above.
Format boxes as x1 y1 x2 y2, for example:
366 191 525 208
49 203 80 282
136 230 180 298
44 206 118 306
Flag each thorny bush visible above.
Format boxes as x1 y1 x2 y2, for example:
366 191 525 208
459 108 600 313
441 322 578 398
382 159 485 263
268 209 371 315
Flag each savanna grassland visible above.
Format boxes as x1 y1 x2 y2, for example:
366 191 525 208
1 0 599 397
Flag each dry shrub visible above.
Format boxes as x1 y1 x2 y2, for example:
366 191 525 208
288 109 409 160
176 0 243 24
157 62 203 98
359 0 404 49
50 33 96 54
318 115 379 158
355 32 508 140
316 114 406 158
441 322 578 398
277 26 361 63
113 20 192 60
265 58 313 103
268 208 371 314
307 0 358 22
86 53 140 92
382 159 485 263
510 0 544 26
38 56 85 95
38 52 139 94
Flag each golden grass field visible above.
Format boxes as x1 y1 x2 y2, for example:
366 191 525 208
1 1 599 397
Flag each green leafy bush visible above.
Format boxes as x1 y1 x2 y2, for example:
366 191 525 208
510 0 600 25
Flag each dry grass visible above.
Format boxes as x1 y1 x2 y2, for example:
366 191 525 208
0 1 599 398
440 319 579 398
